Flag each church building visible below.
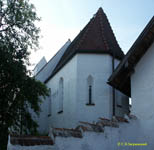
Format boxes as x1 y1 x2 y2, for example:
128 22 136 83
34 8 129 133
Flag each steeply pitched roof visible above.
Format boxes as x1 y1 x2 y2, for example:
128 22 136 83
33 56 47 76
35 40 71 82
108 16 154 97
44 7 124 83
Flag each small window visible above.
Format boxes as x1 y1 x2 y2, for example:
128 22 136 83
86 75 95 106
48 88 51 117
58 77 64 113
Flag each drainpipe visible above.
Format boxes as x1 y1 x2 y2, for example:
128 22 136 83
112 53 115 116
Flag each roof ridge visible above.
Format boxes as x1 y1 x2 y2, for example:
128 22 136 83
43 7 125 82
98 7 122 54
97 8 110 50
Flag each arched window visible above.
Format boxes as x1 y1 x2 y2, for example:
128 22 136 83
86 75 95 105
58 77 64 113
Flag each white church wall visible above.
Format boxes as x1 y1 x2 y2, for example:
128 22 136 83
7 143 55 150
34 53 129 133
131 42 154 145
75 54 129 124
7 145 54 150
47 55 78 129
54 121 152 150
8 120 152 150
76 54 113 122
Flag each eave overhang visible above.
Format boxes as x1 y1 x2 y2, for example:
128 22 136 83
108 16 154 97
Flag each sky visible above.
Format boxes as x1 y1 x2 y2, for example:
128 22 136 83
30 0 154 69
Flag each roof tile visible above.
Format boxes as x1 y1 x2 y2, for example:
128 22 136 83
52 7 124 79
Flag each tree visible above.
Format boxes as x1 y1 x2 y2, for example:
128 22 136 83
0 0 49 149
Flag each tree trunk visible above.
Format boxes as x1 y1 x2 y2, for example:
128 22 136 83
0 126 9 150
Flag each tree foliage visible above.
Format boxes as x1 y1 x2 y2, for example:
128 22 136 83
0 0 49 149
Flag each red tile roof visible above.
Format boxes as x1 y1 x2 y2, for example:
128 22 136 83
45 7 124 83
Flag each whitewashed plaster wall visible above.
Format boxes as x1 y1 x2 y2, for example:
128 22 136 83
76 54 113 122
8 145 54 150
54 121 152 150
131 42 154 144
8 119 153 150
36 53 128 132
76 54 129 123
7 143 55 150
47 55 78 129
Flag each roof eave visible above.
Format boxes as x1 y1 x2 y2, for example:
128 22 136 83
44 50 124 83
108 16 154 96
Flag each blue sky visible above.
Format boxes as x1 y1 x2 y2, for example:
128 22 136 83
30 0 154 67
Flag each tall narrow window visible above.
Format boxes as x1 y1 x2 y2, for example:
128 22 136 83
86 75 95 105
48 88 51 117
89 85 92 104
58 77 64 113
